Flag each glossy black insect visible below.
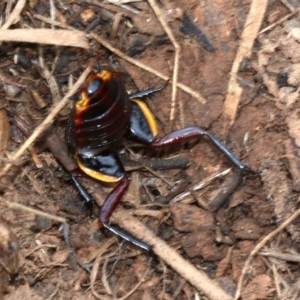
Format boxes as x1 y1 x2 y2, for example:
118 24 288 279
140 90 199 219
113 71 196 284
67 68 253 251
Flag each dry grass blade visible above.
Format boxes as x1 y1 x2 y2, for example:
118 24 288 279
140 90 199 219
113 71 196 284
90 239 116 300
0 109 10 151
86 0 136 17
33 14 70 29
148 0 180 125
259 7 300 34
172 168 232 202
223 0 268 125
38 47 61 104
117 266 151 300
0 29 89 48
1 0 26 30
111 208 234 300
0 58 96 178
261 249 300 263
102 258 113 296
24 244 58 258
90 32 206 104
5 201 66 223
234 205 300 300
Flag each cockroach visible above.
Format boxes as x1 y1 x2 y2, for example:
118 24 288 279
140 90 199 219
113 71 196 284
67 68 253 251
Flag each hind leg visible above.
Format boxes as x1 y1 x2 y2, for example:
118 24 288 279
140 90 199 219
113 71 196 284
72 151 151 251
127 97 253 173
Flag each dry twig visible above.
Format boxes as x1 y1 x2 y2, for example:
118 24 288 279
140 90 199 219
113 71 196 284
234 205 300 300
110 207 234 300
4 201 66 223
90 32 206 104
0 29 89 48
1 0 26 30
259 7 300 34
223 0 268 125
0 58 96 178
148 0 180 126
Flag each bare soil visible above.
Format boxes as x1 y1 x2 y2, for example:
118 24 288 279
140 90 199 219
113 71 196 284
1 0 300 299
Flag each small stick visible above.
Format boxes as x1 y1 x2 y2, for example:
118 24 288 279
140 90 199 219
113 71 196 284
0 58 96 178
259 7 300 35
90 32 206 104
223 0 268 125
5 201 66 223
148 0 180 127
234 206 300 300
261 249 300 263
1 0 26 30
111 207 234 300
27 16 204 105
86 0 138 16
280 0 296 12
0 29 89 48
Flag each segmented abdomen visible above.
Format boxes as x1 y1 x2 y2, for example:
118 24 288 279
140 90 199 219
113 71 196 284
73 71 131 153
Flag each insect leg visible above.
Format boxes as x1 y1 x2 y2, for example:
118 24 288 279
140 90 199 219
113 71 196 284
129 80 169 99
73 152 151 251
149 126 254 173
100 176 151 251
71 174 94 206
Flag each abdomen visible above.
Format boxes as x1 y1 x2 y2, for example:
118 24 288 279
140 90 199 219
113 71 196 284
71 70 132 153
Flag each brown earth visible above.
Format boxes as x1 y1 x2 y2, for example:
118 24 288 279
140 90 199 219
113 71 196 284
1 0 300 299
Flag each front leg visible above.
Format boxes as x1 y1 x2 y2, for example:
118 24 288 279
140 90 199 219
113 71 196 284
129 81 168 100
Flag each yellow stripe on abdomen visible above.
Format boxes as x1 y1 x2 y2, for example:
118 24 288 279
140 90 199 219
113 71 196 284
131 99 158 137
76 155 121 183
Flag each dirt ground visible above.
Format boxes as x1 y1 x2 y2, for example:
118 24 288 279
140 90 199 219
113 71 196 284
1 0 300 299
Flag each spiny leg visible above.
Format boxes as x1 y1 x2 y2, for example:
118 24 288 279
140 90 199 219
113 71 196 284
71 174 94 205
149 126 254 173
71 174 94 213
127 85 252 173
100 176 151 251
129 81 168 100
72 153 151 251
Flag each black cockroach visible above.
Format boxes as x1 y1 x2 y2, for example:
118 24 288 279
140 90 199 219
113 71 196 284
67 68 253 251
